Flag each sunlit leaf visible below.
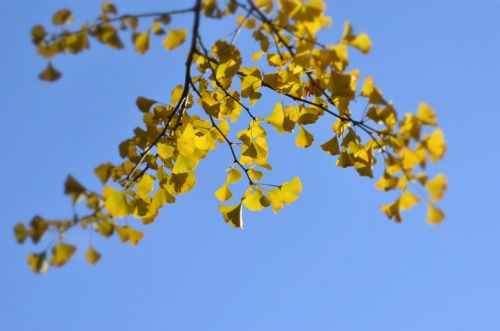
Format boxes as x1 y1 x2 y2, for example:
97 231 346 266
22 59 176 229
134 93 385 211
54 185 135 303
426 174 447 202
103 186 130 218
134 31 150 55
219 204 243 229
427 203 444 224
49 243 76 267
39 62 61 82
295 125 314 148
163 29 187 50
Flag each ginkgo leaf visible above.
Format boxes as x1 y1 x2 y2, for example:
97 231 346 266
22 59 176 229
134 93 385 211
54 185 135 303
134 31 150 55
166 171 197 195
28 252 49 274
425 129 446 161
219 204 243 229
128 228 144 246
267 188 284 213
380 200 402 222
152 20 165 35
426 174 447 202
248 168 263 181
14 223 28 244
102 2 118 14
417 103 437 126
342 21 371 54
375 172 398 191
39 62 62 82
266 102 295 133
115 226 144 245
360 76 385 105
49 243 76 267
157 143 175 160
136 96 157 113
399 191 420 211
227 168 241 183
295 125 314 148
31 25 46 45
281 177 302 205
103 186 130 217
86 245 101 265
427 203 444 224
52 9 72 25
320 136 340 155
95 163 114 183
176 123 196 156
215 182 232 201
163 29 187 50
136 174 154 198
243 188 270 211
64 175 86 203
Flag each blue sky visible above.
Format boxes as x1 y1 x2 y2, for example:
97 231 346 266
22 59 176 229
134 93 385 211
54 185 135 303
1 0 500 330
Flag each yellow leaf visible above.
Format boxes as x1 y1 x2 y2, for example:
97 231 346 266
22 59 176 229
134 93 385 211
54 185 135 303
52 9 72 25
380 200 401 222
360 76 385 105
281 177 302 205
98 219 114 237
152 20 165 35
425 129 446 161
375 172 398 191
267 188 284 213
102 2 118 14
320 136 340 155
337 149 354 168
399 191 420 211
86 245 101 265
166 171 197 195
49 243 76 267
31 25 46 45
417 103 437 126
157 143 175 160
172 154 199 174
115 226 144 245
28 252 49 274
227 168 242 183
215 182 232 202
266 102 295 133
243 188 270 211
329 70 358 99
176 123 196 156
129 227 144 246
103 186 130 217
219 204 243 229
342 21 371 54
39 62 62 82
248 168 263 181
136 174 154 198
136 96 157 113
240 67 262 105
163 29 187 50
134 31 150 55
14 223 28 244
64 175 86 203
426 174 447 202
295 125 314 148
427 203 445 224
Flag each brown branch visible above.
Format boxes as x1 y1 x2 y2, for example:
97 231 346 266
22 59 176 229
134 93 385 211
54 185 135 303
47 6 196 42
196 35 256 121
124 0 202 187
189 79 255 185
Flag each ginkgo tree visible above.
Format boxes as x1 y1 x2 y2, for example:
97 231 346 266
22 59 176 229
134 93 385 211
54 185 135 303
16 0 447 274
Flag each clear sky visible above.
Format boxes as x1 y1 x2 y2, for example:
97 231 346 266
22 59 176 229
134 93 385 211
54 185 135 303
2 0 500 330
